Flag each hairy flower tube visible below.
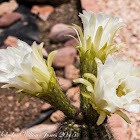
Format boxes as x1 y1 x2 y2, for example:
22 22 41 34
74 55 140 125
70 10 126 62
0 40 77 118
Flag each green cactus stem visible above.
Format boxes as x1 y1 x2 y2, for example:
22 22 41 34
57 120 114 140
34 70 78 119
79 49 99 124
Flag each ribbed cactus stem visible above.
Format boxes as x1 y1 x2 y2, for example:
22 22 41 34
39 88 77 119
80 52 98 123
57 120 114 140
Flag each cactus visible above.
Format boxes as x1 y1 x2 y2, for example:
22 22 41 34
57 120 114 140
0 10 139 140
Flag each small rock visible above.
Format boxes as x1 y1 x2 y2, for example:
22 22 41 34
14 127 20 133
0 12 22 28
3 117 9 122
50 110 66 123
64 38 79 47
31 5 54 21
51 44 57 49
52 46 77 68
64 64 80 80
42 48 48 58
25 102 30 108
80 0 99 13
57 77 72 92
75 55 80 65
108 114 123 128
0 0 18 16
0 45 7 49
9 116 14 121
7 96 13 101
4 36 18 48
49 23 77 43
55 69 64 77
23 21 28 26
66 87 80 108
8 103 12 107
0 28 3 33
41 103 53 111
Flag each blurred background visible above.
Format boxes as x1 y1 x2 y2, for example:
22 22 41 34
0 0 139 140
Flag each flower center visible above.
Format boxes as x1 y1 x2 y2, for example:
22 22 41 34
116 84 126 97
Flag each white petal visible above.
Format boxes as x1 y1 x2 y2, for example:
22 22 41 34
79 11 125 51
124 101 140 113
0 40 51 95
92 55 140 114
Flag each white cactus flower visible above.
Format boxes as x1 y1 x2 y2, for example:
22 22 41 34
94 55 140 112
74 55 140 125
0 40 57 96
79 10 126 52
70 11 125 59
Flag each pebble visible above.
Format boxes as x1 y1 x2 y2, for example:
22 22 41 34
108 114 123 128
7 96 13 101
0 0 18 16
0 12 22 28
24 102 30 108
0 45 7 49
3 117 9 122
42 48 48 58
0 28 3 33
64 38 79 47
57 77 72 92
52 46 77 68
0 4 40 45
51 44 57 49
55 69 64 77
66 87 80 108
64 64 80 80
49 23 77 43
75 55 80 65
41 103 53 111
31 5 54 21
50 110 66 123
80 0 99 13
4 36 18 48
14 127 20 133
